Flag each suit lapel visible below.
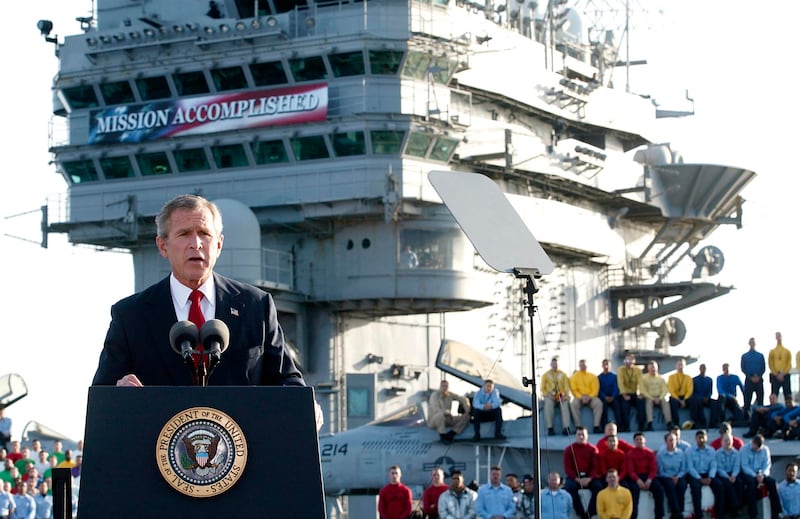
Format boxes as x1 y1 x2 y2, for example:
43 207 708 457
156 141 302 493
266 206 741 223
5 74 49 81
145 276 189 384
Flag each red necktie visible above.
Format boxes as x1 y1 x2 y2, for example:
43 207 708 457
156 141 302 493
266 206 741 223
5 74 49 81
188 290 206 380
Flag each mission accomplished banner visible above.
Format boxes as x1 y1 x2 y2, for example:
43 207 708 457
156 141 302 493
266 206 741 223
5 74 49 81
88 83 328 144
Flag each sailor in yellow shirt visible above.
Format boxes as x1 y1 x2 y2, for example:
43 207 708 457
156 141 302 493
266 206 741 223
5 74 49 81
617 354 644 432
667 358 693 428
542 357 572 436
597 469 633 519
769 331 793 401
570 359 603 434
640 360 672 430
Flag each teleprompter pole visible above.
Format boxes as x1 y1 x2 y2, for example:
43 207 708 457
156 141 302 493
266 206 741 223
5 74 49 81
514 268 542 519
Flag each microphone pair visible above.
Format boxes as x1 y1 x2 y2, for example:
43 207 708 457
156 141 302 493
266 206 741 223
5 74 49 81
169 319 230 366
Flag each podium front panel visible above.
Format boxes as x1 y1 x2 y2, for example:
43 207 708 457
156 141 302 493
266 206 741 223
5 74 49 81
78 386 324 519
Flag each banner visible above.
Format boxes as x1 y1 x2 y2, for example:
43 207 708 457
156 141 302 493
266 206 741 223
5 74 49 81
88 83 328 144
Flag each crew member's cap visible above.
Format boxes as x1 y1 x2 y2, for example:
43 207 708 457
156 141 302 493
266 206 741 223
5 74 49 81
522 474 534 482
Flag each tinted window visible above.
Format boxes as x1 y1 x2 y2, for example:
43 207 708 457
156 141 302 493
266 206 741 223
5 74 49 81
289 56 327 82
329 51 365 77
135 76 171 101
370 130 405 154
368 50 404 75
331 131 365 157
211 144 249 169
252 140 289 164
174 71 210 96
290 135 329 160
99 81 135 105
99 156 135 180
429 136 459 162
250 61 288 87
136 152 172 176
62 160 99 184
210 66 248 91
405 132 433 157
61 85 99 110
174 148 210 172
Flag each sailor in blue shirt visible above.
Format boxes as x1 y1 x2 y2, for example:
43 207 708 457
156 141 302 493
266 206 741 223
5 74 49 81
598 359 623 429
714 432 744 513
472 379 505 440
716 364 745 424
779 462 800 519
540 472 573 519
689 364 716 429
475 466 516 519
739 434 782 519
685 429 724 519
656 432 687 519
741 337 766 418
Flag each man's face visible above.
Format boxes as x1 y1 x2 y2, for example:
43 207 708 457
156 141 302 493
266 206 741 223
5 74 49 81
676 359 684 372
490 469 502 485
440 380 449 394
624 356 634 367
786 465 797 483
606 471 619 487
388 468 401 484
634 435 646 449
483 381 494 393
749 338 756 350
665 433 676 450
607 436 618 451
156 207 223 289
604 422 617 436
722 364 729 375
523 479 535 493
579 360 587 372
648 362 657 375
551 359 558 371
699 364 706 376
432 469 443 484
450 474 464 490
776 331 782 342
696 434 707 449
505 475 518 488
721 435 732 450
602 360 609 373
575 429 587 444
547 473 560 490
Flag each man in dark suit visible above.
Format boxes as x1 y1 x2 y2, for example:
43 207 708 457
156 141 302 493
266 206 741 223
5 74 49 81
92 194 305 389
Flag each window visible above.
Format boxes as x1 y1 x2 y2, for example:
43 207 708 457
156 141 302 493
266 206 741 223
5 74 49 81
211 144 249 169
400 227 470 270
99 156 135 180
249 61 288 87
290 135 329 160
62 160 99 184
174 148 210 172
60 85 99 110
252 140 289 164
99 81 135 105
136 152 172 176
368 50 404 75
429 136 459 162
402 51 432 80
288 56 327 82
370 130 405 155
404 132 433 157
210 66 248 92
173 71 210 96
135 76 171 101
329 51 365 77
331 131 365 157
348 388 370 417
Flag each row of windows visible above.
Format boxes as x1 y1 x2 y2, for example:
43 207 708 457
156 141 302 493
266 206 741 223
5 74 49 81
60 49 456 112
60 129 460 184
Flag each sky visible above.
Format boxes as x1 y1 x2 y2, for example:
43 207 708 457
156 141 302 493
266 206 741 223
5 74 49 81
1 0 798 442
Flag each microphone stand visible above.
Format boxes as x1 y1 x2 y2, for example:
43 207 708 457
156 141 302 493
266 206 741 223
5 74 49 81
514 267 542 519
196 352 209 387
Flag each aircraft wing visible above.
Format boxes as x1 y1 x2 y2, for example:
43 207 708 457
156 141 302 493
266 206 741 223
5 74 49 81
435 339 532 410
0 374 28 408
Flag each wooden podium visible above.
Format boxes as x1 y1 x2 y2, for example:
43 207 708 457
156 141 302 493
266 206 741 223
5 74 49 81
78 386 325 518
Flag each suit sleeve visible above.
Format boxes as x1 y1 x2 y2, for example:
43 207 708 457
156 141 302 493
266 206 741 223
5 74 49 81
258 292 305 386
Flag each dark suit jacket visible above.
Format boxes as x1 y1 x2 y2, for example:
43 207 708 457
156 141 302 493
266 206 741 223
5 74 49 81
92 273 305 387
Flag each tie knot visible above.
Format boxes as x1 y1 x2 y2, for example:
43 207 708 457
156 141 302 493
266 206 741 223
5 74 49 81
190 289 203 305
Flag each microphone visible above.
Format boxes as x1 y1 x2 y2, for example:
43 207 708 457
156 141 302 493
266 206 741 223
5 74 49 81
200 319 230 370
169 321 199 363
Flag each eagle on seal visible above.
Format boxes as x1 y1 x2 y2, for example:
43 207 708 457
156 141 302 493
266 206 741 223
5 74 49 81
182 435 221 470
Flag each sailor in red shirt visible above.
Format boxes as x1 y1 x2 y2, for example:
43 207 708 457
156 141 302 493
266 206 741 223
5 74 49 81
596 422 634 455
378 465 413 519
599 434 628 484
564 426 603 519
623 432 665 519
421 467 448 519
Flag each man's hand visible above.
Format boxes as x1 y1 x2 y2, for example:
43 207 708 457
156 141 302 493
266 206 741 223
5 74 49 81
116 374 143 387
314 400 324 432
700 477 711 486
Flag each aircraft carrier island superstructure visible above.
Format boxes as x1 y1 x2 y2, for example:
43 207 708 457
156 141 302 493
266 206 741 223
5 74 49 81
40 0 754 493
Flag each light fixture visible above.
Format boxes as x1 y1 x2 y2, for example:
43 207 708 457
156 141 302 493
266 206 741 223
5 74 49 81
251 18 262 29
143 28 155 38
219 24 230 33
304 17 315 28
173 24 184 33
390 364 405 379
204 26 214 35
266 16 278 27
366 353 384 364
235 22 246 31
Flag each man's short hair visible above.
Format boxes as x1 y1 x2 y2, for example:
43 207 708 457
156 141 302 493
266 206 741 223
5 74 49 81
505 473 518 479
155 194 223 239
490 465 502 472
451 470 463 478
522 474 534 482
633 431 645 439
695 429 707 437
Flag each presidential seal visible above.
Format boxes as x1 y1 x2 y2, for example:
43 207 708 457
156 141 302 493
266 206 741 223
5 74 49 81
156 407 248 498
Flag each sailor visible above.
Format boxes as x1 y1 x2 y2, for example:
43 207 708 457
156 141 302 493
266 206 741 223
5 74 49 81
428 380 471 444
